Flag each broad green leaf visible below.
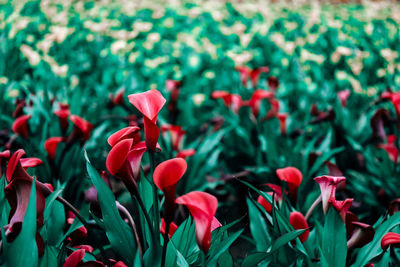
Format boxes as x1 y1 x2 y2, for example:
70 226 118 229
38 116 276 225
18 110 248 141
270 229 306 253
246 197 271 251
207 229 244 266
322 208 347 267
85 152 136 265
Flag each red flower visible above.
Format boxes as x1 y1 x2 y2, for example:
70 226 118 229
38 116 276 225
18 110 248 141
68 115 93 143
247 90 274 117
166 80 181 115
277 113 288 135
63 247 105 267
128 90 166 151
389 92 400 117
264 98 280 120
337 90 351 107
108 88 125 106
66 211 87 245
176 149 196 160
54 103 70 132
161 125 186 151
175 191 221 253
377 135 398 164
381 232 400 249
106 139 147 194
276 167 302 203
20 157 43 169
235 66 269 87
13 99 26 118
44 137 66 160
314 175 346 214
0 150 10 177
257 184 284 214
212 91 243 114
153 158 187 224
160 218 178 238
12 114 31 138
370 109 389 141
330 198 353 221
289 212 309 243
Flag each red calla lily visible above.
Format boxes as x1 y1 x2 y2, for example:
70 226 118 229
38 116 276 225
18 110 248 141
277 113 288 135
314 175 346 214
257 184 284 214
176 149 196 160
63 248 105 267
212 91 243 114
337 90 351 107
289 211 309 243
377 135 398 164
389 92 400 117
12 114 31 138
20 157 43 169
235 66 269 87
160 218 178 238
276 167 302 203
108 88 125 107
13 99 26 118
267 76 279 92
54 104 70 132
166 80 181 118
67 211 87 245
161 125 186 151
128 89 166 151
44 137 66 160
175 191 220 253
247 90 274 117
106 139 147 193
330 198 353 221
69 115 93 143
381 232 400 249
153 158 187 224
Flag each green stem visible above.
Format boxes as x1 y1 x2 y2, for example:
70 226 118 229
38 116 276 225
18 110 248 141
130 192 154 238
201 251 206 267
161 222 170 267
149 152 160 242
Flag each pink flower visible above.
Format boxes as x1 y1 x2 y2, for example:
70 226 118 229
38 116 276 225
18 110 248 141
314 175 346 214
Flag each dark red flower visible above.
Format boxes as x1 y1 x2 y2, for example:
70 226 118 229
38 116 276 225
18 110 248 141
12 114 31 138
13 99 26 118
257 184 284 214
54 103 70 132
377 135 398 164
381 232 400 249
337 90 351 107
388 198 400 215
67 211 87 245
161 125 186 151
247 90 274 117
44 137 66 160
68 115 93 144
314 175 346 214
264 98 280 120
128 90 166 151
5 178 45 243
166 80 181 116
176 149 196 160
289 211 309 243
347 222 374 249
0 150 10 177
212 91 243 114
276 167 302 203
153 158 187 224
267 76 279 92
20 157 43 169
108 87 125 107
160 218 178 238
389 92 400 117
370 109 389 141
175 191 220 253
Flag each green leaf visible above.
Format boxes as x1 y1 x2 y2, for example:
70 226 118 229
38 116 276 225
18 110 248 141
207 229 244 266
246 197 271 251
241 252 270 267
85 152 136 265
270 229 306 253
352 211 400 267
6 179 38 267
322 208 347 267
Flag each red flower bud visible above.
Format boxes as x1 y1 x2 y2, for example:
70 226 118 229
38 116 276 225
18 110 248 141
289 211 309 243
12 115 31 138
381 232 400 249
44 137 66 160
276 167 302 203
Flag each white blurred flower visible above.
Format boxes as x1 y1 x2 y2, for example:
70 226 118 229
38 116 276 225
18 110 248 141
20 45 41 66
111 40 127 54
192 94 205 106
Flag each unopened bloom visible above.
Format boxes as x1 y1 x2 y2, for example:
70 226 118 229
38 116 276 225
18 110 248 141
44 137 66 160
12 114 31 138
289 211 309 243
276 167 302 203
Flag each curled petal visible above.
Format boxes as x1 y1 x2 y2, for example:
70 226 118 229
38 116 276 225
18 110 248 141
106 139 133 176
153 158 187 192
128 89 166 122
70 115 93 142
12 115 31 138
267 76 280 92
20 158 42 170
381 232 400 249
330 198 353 221
257 194 273 214
176 149 196 159
289 212 309 243
160 218 179 238
161 125 186 151
6 149 27 182
347 222 374 249
63 249 85 267
107 126 141 147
